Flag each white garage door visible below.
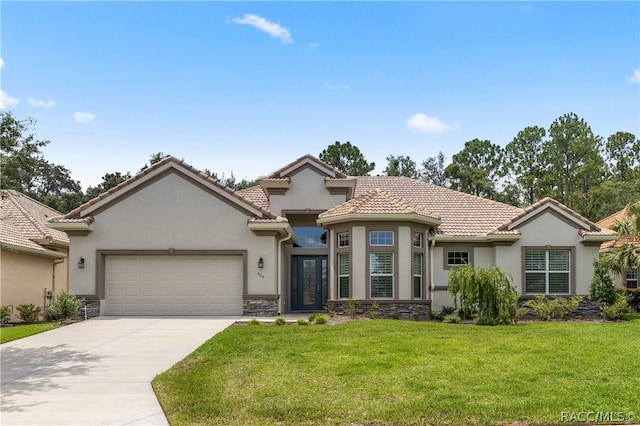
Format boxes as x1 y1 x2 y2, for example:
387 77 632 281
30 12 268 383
105 255 243 315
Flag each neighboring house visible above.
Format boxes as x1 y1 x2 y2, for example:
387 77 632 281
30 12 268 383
1 190 70 322
596 202 640 289
47 155 617 317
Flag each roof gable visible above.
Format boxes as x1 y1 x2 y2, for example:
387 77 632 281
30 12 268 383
498 197 598 232
60 156 277 221
0 190 69 257
265 154 347 179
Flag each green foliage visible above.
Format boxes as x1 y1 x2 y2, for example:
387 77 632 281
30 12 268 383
274 317 286 326
324 303 336 317
319 141 375 176
590 259 617 305
296 319 309 326
1 306 11 325
433 306 456 320
384 155 419 178
601 293 631 320
504 126 546 205
625 289 640 312
444 138 505 199
16 304 41 324
248 318 262 326
442 314 461 324
555 296 583 320
346 299 360 319
366 301 380 319
47 291 83 321
513 307 530 324
420 151 447 186
308 313 321 323
474 316 498 326
447 264 518 324
1 322 57 343
312 314 329 325
524 296 556 321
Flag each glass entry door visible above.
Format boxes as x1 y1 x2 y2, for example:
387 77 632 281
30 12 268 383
291 255 327 311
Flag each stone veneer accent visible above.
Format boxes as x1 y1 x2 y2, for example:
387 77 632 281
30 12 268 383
326 300 432 320
243 298 279 316
69 298 100 320
518 298 602 320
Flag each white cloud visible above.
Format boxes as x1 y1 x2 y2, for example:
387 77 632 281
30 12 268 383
627 69 640 83
324 83 350 90
0 57 4 69
231 14 293 44
74 112 96 124
406 113 456 134
0 90 19 109
28 97 55 108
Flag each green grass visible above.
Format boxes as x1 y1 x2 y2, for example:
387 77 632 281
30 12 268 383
0 322 58 343
153 318 640 426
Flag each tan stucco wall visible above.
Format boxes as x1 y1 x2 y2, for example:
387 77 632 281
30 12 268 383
429 210 601 310
68 173 278 299
351 226 367 300
268 167 347 216
1 249 68 322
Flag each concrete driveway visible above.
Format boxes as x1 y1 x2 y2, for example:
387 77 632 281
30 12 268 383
1 317 237 425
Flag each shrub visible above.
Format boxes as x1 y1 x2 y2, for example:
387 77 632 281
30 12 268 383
443 314 461 324
589 259 616 305
47 291 83 321
16 304 41 324
274 317 286 326
248 318 262 326
434 306 456 320
524 296 556 321
513 307 530 324
1 306 11 325
312 314 329 325
367 301 380 319
324 303 336 317
555 296 583 320
448 264 518 324
601 293 631 320
474 316 498 326
346 299 360 319
308 313 321 323
297 319 309 326
625 289 640 312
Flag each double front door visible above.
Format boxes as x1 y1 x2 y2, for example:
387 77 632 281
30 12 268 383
291 255 327 311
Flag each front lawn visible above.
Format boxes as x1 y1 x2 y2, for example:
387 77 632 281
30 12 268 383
0 322 57 344
153 318 640 426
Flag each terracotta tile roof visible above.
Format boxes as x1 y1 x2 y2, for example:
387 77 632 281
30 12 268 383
0 190 69 255
319 188 440 223
61 156 278 221
236 185 271 209
248 216 289 224
596 202 640 249
354 176 523 235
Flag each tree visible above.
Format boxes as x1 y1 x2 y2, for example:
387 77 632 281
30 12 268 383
84 171 132 200
319 141 375 176
504 126 546 205
601 203 640 278
420 151 448 186
138 152 170 173
383 155 419 178
605 131 639 181
444 139 504 199
1 111 82 212
543 113 606 216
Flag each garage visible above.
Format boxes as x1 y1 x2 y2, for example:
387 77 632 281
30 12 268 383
104 255 243 315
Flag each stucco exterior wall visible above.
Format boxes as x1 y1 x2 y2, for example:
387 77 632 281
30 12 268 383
68 173 277 298
1 250 68 322
397 226 412 299
351 226 367 300
268 167 347 216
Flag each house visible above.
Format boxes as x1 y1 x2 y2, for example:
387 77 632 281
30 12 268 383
596 202 640 289
47 155 617 317
1 190 70 322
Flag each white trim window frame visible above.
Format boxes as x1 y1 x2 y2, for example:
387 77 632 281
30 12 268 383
413 232 423 248
370 231 394 246
524 249 571 295
447 251 470 267
413 252 423 299
338 253 350 298
337 232 350 248
626 269 638 289
370 252 393 298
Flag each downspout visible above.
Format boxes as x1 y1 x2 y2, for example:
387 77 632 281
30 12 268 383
430 236 436 305
48 258 65 316
276 228 293 316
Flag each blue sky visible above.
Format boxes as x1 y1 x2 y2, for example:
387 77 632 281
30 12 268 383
2 1 639 190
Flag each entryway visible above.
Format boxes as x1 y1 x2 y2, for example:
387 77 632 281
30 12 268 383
291 255 327 311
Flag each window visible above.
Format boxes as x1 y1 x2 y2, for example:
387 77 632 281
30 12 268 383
370 231 394 246
447 251 470 266
292 227 327 248
413 232 423 248
337 232 350 248
525 249 570 294
370 252 393 298
413 253 423 298
338 253 350 298
626 270 638 289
